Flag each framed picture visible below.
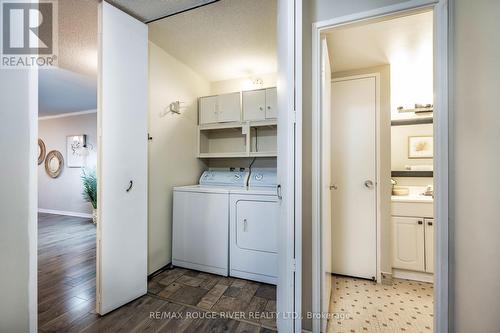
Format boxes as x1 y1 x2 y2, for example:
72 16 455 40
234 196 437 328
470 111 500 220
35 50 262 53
408 136 433 159
66 135 87 168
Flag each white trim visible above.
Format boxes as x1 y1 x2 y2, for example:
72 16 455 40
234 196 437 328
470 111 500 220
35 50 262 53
332 73 382 283
38 208 93 219
38 109 97 120
294 0 303 332
311 1 449 333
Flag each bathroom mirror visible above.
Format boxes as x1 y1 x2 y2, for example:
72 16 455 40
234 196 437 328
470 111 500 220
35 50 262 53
38 139 46 165
45 150 64 178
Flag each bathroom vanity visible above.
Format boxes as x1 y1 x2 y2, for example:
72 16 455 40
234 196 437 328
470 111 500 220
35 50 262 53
391 187 434 282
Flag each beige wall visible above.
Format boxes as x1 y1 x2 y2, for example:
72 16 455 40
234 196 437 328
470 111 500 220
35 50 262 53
391 123 433 170
147 42 209 274
38 113 97 215
452 0 500 331
332 65 392 276
209 72 277 95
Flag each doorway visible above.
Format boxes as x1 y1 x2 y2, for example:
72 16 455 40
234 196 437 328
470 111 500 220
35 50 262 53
312 2 449 333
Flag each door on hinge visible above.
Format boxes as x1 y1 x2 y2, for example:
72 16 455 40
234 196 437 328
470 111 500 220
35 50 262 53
97 1 148 315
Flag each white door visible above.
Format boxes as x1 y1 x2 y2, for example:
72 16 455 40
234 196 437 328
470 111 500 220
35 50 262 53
199 96 218 124
265 87 278 119
217 92 241 123
392 217 425 271
243 89 266 121
320 38 332 333
97 2 148 315
331 76 377 280
425 218 434 273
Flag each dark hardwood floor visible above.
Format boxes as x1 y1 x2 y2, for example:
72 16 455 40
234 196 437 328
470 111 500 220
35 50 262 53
38 213 277 333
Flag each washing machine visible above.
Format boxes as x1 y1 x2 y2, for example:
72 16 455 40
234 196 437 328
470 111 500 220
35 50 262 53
229 168 279 284
172 169 249 276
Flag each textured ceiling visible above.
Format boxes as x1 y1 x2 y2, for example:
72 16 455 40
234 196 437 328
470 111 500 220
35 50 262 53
149 0 277 82
106 0 219 22
39 0 98 116
325 11 433 72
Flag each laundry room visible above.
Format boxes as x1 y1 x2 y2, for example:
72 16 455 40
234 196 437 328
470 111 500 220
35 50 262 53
145 0 279 329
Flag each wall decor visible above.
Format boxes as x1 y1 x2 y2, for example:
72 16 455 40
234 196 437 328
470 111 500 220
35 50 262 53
38 139 46 165
408 136 433 159
67 135 87 168
45 150 64 178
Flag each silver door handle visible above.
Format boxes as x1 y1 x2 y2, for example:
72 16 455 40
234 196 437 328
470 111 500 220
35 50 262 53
364 180 374 189
329 184 338 190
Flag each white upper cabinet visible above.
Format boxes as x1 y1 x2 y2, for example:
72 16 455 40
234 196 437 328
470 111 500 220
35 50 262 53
217 92 241 123
265 87 278 119
243 89 266 121
200 93 241 124
199 96 218 124
392 216 425 272
242 88 278 121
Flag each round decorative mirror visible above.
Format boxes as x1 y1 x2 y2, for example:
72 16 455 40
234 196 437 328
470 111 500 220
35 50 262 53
45 150 64 178
38 139 46 165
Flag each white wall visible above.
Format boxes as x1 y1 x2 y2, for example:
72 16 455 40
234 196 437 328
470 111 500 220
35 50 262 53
38 112 97 216
148 42 209 274
210 72 277 95
0 70 37 332
452 0 500 331
391 123 433 170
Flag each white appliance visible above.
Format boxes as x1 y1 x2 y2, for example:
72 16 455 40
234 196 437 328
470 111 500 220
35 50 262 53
172 170 249 276
230 168 279 284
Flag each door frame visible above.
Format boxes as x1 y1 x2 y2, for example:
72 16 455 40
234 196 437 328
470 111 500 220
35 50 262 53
276 0 302 331
330 73 381 283
311 1 449 332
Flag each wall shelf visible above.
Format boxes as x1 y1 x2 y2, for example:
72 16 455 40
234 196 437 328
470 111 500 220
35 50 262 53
392 171 433 178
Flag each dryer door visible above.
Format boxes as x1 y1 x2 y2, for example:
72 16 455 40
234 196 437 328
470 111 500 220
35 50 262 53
236 200 278 253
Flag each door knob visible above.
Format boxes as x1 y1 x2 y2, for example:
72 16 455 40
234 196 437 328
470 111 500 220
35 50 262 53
364 180 374 189
329 184 338 190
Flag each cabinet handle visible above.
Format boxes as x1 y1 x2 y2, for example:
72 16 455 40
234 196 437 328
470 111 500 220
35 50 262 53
243 219 248 232
427 221 433 226
417 220 423 225
267 106 271 109
259 106 264 111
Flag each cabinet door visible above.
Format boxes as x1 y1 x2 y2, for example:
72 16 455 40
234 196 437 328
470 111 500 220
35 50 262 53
199 96 218 124
392 217 425 271
243 89 266 121
217 92 241 123
265 87 278 119
425 218 434 273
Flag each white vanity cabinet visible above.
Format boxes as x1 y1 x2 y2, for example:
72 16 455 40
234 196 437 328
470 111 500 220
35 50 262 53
242 87 278 121
391 199 434 276
392 216 425 271
199 92 241 124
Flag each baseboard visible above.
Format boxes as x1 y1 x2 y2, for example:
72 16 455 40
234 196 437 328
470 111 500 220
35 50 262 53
392 269 434 283
38 208 92 219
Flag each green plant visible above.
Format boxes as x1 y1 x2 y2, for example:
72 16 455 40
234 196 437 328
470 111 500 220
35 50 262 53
81 168 97 209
